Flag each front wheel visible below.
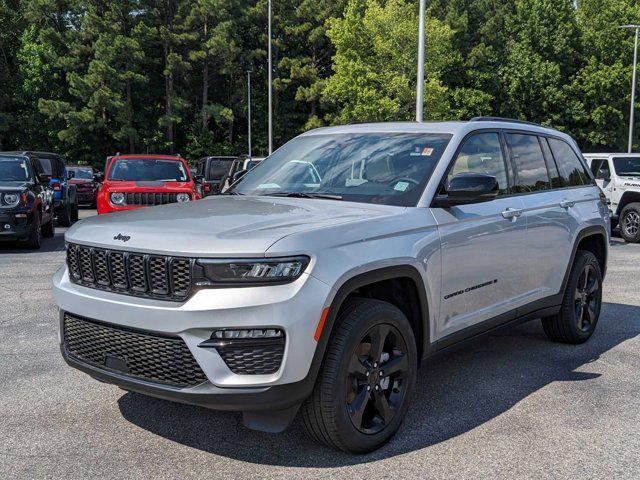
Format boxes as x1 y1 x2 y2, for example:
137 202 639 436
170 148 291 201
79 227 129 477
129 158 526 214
301 298 417 453
71 202 79 222
620 202 640 243
24 213 42 250
542 250 602 344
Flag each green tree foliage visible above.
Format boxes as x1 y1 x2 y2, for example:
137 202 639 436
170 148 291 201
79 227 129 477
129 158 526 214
2 0 640 164
323 0 457 123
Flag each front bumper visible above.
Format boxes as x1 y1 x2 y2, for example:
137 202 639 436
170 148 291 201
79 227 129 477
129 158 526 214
0 210 34 241
53 265 330 410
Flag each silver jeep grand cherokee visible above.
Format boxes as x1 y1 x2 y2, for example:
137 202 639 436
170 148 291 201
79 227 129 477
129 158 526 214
54 118 609 453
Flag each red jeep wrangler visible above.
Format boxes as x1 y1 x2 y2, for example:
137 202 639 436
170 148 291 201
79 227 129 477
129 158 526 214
97 154 200 215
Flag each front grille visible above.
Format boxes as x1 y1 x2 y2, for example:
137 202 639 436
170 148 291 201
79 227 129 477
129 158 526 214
63 313 207 388
125 192 178 206
66 243 192 301
217 343 285 375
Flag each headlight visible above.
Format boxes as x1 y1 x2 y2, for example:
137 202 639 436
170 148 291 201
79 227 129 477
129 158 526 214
196 256 309 286
110 192 126 205
176 193 191 203
1 192 21 207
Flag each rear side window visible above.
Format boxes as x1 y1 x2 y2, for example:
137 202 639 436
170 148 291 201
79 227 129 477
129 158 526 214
548 138 591 186
206 160 234 180
448 132 509 195
506 133 550 193
539 137 563 188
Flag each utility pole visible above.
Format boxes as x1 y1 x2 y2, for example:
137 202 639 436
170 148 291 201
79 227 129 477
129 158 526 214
247 71 252 160
415 0 426 122
621 25 640 153
268 0 273 154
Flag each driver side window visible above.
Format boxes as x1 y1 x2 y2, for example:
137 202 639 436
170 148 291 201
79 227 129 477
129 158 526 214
449 133 509 195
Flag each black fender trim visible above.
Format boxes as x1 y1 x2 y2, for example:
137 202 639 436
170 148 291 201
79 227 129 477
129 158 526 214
560 225 608 290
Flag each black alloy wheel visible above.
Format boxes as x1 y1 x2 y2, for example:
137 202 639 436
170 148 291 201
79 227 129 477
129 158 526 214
346 324 410 435
574 263 600 333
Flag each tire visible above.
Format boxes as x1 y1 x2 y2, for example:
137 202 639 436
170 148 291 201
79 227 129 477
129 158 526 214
24 212 42 250
71 202 79 222
301 298 417 453
620 202 640 243
542 250 602 344
58 204 71 227
42 216 55 238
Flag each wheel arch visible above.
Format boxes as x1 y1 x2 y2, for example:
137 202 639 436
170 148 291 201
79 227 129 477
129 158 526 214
560 225 608 294
616 191 640 216
314 265 430 369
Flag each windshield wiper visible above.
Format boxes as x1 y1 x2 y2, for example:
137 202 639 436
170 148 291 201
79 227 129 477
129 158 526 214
266 192 343 201
222 191 244 195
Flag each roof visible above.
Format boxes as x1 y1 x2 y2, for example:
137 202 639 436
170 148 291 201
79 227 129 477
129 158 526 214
583 153 640 157
111 154 186 161
300 120 561 138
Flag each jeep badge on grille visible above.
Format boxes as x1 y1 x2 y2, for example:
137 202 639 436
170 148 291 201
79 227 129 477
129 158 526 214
113 233 131 242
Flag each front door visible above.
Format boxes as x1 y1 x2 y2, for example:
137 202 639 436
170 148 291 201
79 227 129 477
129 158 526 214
432 132 527 339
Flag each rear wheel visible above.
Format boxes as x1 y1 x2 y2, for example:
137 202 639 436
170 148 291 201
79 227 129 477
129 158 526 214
58 204 71 227
42 216 54 238
71 202 79 222
542 250 602 344
24 212 42 250
620 202 640 243
301 298 417 453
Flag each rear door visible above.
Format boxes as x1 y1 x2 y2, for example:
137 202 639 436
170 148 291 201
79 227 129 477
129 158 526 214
433 131 527 338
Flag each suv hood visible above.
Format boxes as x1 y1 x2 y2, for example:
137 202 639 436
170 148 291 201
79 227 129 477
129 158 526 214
102 180 193 190
65 195 401 256
0 181 29 191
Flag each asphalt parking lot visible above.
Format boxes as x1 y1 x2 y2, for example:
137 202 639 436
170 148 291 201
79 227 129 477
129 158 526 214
1 209 639 479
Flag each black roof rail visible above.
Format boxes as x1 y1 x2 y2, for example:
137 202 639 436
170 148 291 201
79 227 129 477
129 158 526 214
470 117 551 128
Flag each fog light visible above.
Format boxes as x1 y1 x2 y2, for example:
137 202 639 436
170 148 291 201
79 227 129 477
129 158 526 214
213 329 283 340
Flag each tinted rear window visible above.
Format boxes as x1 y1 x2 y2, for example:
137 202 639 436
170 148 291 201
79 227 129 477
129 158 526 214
206 160 234 180
506 133 550 193
548 138 591 186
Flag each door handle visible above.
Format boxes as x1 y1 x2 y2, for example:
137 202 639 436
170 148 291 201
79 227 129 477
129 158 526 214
501 208 523 220
560 200 575 209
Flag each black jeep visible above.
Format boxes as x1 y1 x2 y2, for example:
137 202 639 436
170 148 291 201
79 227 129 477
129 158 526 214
0 153 55 249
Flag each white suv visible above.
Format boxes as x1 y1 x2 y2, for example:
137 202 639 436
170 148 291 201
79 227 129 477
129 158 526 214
54 118 609 453
584 153 640 242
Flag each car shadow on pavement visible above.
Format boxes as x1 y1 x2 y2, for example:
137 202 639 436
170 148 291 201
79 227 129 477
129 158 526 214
118 301 640 466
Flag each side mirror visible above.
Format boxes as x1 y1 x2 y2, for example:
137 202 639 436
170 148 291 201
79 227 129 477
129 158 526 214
94 173 104 182
232 169 248 183
433 173 499 208
39 174 52 184
599 169 611 182
67 171 75 179
195 174 205 183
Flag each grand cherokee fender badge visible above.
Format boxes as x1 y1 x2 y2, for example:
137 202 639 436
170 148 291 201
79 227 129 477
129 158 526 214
113 233 131 242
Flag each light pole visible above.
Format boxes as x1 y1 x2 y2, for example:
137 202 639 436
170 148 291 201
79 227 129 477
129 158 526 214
268 0 273 154
621 25 640 153
247 71 252 160
415 0 426 122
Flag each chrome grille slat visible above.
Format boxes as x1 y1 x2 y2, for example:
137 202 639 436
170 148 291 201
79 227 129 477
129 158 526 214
66 243 191 301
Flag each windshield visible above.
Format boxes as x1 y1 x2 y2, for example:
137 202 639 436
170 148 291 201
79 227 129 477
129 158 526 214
108 158 189 182
69 167 93 179
230 133 451 206
0 157 32 181
613 157 640 176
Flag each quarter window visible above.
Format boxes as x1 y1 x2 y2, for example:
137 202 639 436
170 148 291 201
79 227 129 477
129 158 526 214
540 137 563 188
548 138 591 186
506 133 551 193
448 133 509 195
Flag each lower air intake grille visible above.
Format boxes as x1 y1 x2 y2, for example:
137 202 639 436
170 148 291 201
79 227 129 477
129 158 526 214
217 343 285 375
63 313 207 388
